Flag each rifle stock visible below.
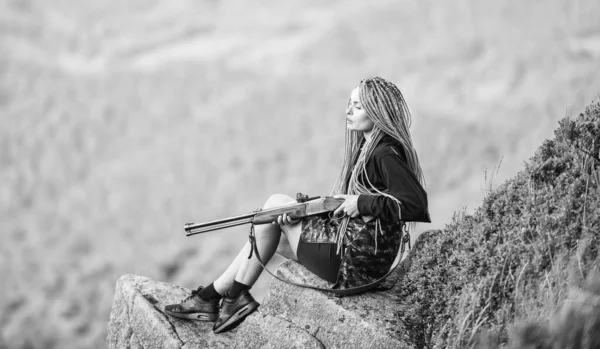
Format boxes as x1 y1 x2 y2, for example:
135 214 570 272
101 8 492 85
185 197 344 236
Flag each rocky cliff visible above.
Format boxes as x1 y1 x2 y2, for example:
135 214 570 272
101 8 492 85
107 239 432 349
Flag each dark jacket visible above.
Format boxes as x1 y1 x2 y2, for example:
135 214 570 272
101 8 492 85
356 136 431 223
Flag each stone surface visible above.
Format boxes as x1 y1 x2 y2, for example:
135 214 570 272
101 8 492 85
237 314 325 349
107 274 327 348
107 234 435 348
107 274 237 349
258 246 428 349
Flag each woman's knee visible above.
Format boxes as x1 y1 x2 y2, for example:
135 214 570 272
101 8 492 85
263 193 295 209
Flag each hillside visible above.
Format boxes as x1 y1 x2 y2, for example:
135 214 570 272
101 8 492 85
2 0 600 348
394 101 600 348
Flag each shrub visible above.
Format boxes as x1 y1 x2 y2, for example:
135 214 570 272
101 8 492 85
395 100 600 348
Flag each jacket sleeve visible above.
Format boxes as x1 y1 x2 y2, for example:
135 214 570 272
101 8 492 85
357 153 430 223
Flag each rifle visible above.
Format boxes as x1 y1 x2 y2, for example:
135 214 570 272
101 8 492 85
183 193 409 296
184 194 344 236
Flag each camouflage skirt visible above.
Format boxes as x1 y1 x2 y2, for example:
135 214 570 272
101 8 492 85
299 214 403 289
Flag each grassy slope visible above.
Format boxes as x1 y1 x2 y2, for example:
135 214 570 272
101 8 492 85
396 101 600 348
1 0 600 348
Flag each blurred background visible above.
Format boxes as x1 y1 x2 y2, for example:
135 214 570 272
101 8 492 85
1 0 600 347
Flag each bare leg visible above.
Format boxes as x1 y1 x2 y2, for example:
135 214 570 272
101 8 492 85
275 233 298 260
212 194 302 294
212 242 252 295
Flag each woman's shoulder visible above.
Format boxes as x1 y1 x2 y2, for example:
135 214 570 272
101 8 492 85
372 135 407 162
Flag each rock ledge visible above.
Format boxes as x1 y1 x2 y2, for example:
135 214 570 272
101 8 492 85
107 239 433 349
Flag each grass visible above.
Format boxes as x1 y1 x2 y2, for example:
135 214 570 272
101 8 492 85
394 100 600 348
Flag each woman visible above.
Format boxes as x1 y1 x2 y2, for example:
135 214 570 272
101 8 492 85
165 76 430 334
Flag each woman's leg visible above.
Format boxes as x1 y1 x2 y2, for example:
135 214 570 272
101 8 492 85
212 194 302 294
275 233 298 260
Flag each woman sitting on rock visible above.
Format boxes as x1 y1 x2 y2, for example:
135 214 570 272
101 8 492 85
165 76 430 334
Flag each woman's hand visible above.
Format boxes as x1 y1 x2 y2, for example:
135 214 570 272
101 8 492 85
274 213 300 226
332 194 361 218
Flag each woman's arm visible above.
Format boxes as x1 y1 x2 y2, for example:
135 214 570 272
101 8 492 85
357 153 430 223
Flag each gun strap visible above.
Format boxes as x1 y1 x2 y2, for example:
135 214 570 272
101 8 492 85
247 224 410 297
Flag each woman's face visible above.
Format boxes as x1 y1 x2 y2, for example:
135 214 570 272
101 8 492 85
346 86 374 136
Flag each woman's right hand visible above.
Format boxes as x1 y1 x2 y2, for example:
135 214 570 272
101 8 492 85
274 213 300 226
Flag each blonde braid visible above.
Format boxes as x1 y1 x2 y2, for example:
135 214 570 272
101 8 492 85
332 77 426 253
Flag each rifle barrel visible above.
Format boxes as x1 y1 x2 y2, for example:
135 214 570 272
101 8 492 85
184 212 255 236
184 200 338 236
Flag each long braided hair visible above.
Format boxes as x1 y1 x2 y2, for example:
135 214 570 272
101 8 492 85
332 77 425 251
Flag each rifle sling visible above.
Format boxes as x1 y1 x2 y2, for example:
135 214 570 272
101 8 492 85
247 224 410 296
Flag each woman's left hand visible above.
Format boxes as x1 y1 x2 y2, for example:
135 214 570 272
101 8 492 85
332 195 361 218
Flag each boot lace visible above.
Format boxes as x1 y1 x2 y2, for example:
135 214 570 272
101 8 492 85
181 287 202 304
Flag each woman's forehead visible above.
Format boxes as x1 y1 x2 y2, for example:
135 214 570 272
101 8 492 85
350 86 361 102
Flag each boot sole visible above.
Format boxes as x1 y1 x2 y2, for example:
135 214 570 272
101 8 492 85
213 301 260 333
164 310 219 322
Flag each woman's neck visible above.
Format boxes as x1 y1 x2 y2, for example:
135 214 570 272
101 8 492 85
362 129 373 142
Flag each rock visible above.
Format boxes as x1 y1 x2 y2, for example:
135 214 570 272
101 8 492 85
107 274 237 349
259 254 425 349
107 274 325 348
236 314 325 349
106 235 435 348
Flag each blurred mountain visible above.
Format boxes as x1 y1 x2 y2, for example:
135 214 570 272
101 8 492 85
1 0 599 348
